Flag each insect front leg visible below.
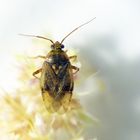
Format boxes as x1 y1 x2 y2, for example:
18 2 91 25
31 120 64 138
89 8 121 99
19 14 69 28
33 68 42 79
29 55 46 59
71 65 79 74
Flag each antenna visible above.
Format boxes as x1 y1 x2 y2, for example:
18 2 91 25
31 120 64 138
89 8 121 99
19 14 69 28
19 34 54 44
60 17 96 44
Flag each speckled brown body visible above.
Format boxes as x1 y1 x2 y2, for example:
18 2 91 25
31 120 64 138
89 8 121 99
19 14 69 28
40 49 74 112
32 41 79 113
38 42 78 112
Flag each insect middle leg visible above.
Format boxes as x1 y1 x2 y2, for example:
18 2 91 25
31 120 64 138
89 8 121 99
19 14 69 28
71 65 79 74
29 55 46 59
69 55 77 61
33 68 42 79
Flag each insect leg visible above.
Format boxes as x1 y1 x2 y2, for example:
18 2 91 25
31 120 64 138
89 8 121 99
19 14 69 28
69 55 77 61
29 55 46 59
71 65 79 74
33 68 42 79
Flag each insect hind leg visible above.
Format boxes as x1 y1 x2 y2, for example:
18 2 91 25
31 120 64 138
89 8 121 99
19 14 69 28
71 65 79 74
33 68 42 79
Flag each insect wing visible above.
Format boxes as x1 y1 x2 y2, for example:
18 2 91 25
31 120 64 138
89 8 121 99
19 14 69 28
40 61 61 112
58 63 73 111
40 61 74 112
41 91 61 112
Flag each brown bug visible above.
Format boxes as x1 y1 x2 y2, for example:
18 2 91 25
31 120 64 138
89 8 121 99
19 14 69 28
20 17 96 113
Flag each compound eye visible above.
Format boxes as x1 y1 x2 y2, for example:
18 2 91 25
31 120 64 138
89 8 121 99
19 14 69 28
61 44 64 48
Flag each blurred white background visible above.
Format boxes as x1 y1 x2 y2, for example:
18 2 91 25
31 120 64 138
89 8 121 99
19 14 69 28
0 0 140 140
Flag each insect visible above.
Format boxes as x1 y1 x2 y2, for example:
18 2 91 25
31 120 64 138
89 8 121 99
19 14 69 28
20 17 96 113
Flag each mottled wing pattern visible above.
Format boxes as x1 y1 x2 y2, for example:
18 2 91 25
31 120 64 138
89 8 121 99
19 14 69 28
57 62 73 111
41 91 61 112
40 61 73 112
40 61 61 112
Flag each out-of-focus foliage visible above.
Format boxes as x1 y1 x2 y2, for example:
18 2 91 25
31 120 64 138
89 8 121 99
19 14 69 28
0 40 98 140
